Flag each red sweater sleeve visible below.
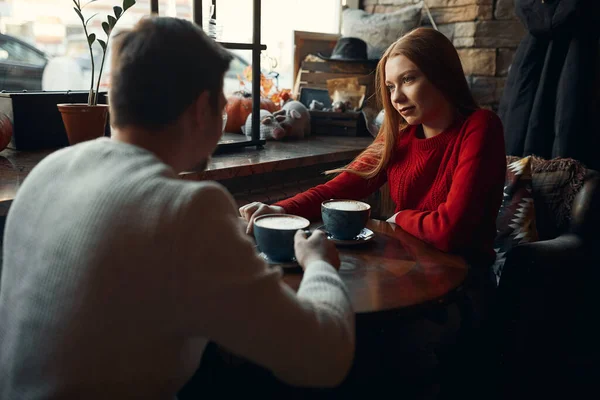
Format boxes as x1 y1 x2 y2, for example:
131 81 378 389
274 169 387 221
394 112 506 252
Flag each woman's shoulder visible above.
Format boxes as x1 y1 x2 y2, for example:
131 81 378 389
458 108 505 147
463 108 503 131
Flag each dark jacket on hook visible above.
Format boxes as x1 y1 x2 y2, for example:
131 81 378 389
499 0 600 170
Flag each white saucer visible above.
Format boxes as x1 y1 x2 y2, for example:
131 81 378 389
258 252 301 269
317 226 375 246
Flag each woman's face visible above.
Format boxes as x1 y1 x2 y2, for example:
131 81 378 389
384 55 451 127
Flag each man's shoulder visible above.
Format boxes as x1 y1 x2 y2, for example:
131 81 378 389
11 139 176 216
176 180 237 218
31 139 173 184
29 138 164 176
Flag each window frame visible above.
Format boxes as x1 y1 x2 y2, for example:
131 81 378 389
151 0 266 152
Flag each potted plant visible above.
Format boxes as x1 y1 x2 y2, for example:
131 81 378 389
0 113 12 152
57 0 135 145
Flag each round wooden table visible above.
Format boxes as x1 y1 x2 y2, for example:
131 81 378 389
184 220 472 397
282 219 469 317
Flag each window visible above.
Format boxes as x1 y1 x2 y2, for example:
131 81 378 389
209 0 341 90
0 0 150 91
0 0 342 92
158 0 193 19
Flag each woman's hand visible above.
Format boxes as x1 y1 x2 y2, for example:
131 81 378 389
238 202 286 234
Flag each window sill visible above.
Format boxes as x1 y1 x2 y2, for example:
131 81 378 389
0 135 372 217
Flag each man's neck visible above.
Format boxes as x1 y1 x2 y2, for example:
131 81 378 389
112 126 185 172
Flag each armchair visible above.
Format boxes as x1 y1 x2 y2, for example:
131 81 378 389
491 169 600 398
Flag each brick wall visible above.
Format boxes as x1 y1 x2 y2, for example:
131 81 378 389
360 0 526 111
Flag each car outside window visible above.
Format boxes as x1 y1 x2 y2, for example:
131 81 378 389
0 39 47 67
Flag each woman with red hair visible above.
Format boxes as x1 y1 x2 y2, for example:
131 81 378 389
241 27 506 270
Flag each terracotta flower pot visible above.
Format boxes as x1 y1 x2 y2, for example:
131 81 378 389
0 112 13 151
57 104 109 145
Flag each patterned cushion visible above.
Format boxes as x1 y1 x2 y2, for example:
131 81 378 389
493 156 539 284
506 155 587 240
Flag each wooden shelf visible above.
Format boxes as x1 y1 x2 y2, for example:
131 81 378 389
1 136 374 216
295 59 378 109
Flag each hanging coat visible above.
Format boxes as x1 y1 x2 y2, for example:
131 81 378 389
499 0 600 170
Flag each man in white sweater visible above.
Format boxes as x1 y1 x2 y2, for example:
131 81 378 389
0 17 354 399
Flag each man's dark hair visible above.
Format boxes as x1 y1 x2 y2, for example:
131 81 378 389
109 17 232 130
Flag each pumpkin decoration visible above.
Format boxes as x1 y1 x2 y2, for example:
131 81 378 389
0 113 13 152
225 91 278 133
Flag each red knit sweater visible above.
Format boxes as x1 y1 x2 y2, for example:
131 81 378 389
275 109 506 262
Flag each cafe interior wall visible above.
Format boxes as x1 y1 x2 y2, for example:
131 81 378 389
361 0 526 112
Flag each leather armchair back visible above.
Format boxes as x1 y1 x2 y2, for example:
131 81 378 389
571 172 600 241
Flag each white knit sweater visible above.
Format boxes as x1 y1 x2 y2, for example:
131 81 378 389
0 138 354 399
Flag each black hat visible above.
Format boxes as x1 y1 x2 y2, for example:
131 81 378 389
317 37 379 64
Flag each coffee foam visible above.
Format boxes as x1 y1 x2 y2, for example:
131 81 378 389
254 216 309 230
323 200 369 211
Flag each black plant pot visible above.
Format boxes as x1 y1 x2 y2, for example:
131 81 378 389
0 90 109 151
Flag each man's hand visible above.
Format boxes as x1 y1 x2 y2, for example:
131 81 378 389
239 202 285 235
294 230 341 271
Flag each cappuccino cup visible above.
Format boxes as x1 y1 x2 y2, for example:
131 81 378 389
321 199 371 240
253 214 310 262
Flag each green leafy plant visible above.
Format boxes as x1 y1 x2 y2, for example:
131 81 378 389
72 0 136 105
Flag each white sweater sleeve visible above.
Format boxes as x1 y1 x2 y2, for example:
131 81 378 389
386 211 401 223
172 182 355 388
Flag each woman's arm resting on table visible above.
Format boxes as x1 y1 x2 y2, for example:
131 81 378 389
275 169 387 220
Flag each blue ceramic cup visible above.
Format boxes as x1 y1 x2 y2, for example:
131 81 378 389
253 214 310 262
321 199 371 240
